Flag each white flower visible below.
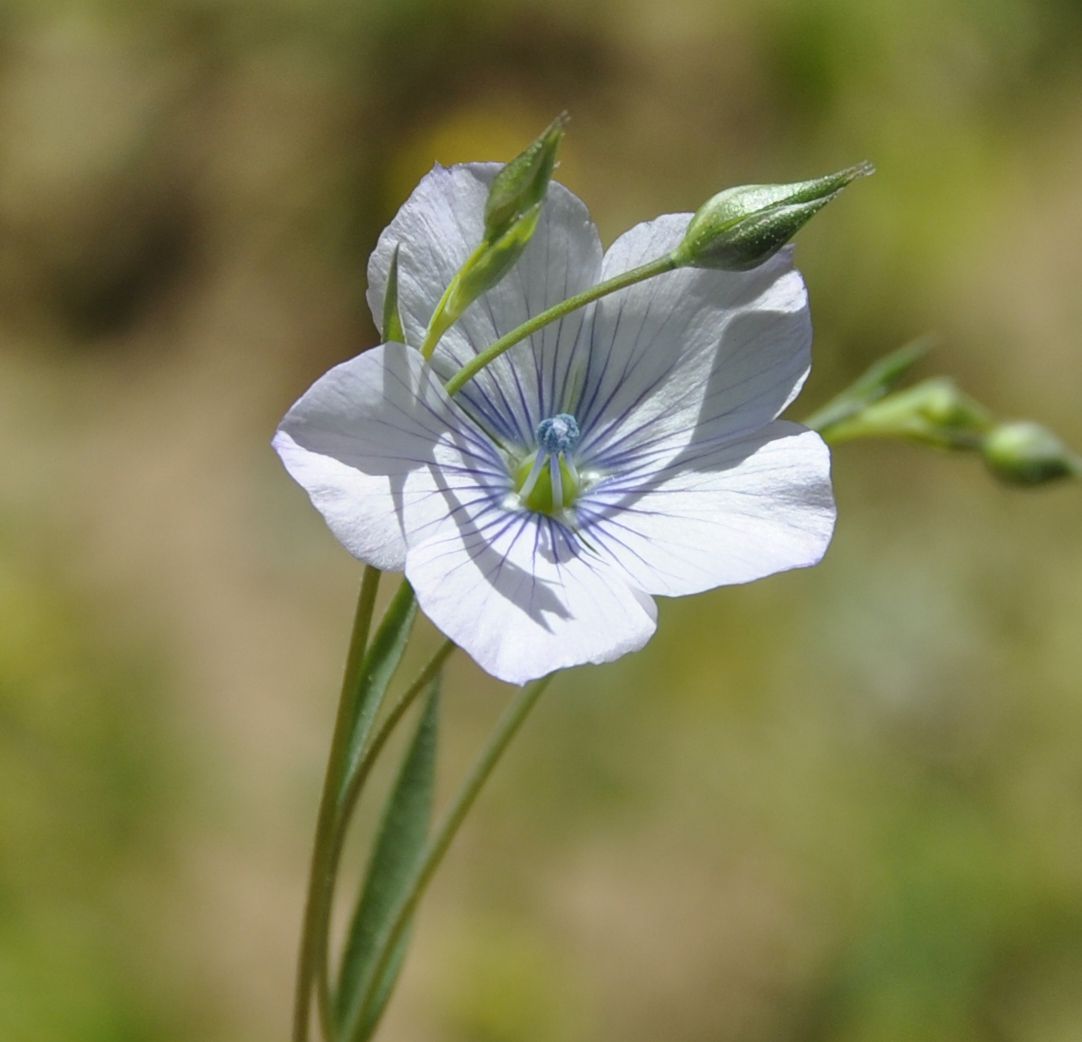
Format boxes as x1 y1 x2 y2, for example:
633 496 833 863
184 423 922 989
274 164 835 685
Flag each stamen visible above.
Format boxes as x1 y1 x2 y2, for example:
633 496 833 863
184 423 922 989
549 455 564 511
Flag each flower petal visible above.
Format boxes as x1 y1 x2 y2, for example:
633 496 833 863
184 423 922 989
575 215 811 472
367 164 603 447
406 510 657 685
274 343 507 571
577 421 835 596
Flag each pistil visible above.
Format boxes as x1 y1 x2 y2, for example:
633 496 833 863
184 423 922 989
513 413 583 516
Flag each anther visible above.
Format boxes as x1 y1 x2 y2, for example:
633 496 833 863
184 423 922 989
536 413 580 456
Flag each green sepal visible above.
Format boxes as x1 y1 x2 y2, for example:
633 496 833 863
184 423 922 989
337 581 418 809
673 161 874 271
382 244 406 344
335 680 441 1041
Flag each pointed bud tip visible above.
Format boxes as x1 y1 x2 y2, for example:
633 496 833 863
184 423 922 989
483 112 569 242
674 159 875 271
843 160 876 182
546 110 571 135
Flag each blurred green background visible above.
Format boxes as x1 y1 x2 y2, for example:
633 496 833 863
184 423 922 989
2 1 1081 1040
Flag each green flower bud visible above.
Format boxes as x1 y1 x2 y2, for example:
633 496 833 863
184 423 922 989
672 161 874 271
484 112 568 242
422 114 567 358
983 421 1082 486
908 378 993 440
819 377 992 447
424 204 543 355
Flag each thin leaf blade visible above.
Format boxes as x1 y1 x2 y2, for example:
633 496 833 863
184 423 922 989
338 581 417 808
335 680 441 1039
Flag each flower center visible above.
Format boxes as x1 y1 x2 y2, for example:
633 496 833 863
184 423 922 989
513 413 583 515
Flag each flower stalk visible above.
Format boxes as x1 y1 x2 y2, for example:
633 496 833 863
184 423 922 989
292 566 381 1042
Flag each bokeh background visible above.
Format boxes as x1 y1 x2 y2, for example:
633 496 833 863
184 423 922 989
3 1 1081 1040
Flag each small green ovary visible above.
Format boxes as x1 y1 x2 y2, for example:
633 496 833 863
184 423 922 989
513 454 581 515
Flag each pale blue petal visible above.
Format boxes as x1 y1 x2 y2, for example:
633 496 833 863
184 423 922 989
577 422 835 597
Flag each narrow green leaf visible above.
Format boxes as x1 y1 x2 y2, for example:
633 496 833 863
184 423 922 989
805 336 934 434
338 581 417 809
335 680 441 1040
382 244 406 344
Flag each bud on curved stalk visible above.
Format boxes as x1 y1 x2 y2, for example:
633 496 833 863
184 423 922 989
421 114 568 358
983 422 1082 486
484 112 568 241
673 161 874 271
820 377 993 447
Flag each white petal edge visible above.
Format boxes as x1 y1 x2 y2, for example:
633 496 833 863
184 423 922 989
273 343 504 571
578 421 836 597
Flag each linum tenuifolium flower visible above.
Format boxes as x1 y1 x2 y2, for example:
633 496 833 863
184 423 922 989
275 164 840 685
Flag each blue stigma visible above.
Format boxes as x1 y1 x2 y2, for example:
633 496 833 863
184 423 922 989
536 413 581 455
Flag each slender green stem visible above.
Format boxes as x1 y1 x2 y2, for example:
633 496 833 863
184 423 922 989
319 640 457 1012
293 567 381 1042
443 254 679 396
340 673 556 1042
421 244 486 358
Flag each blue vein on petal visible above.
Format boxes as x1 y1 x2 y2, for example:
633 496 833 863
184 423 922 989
578 275 659 432
576 290 669 455
380 359 513 469
585 356 802 475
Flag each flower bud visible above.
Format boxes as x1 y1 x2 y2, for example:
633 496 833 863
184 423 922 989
422 115 567 358
672 161 874 271
819 377 992 447
983 421 1081 486
484 112 568 243
425 204 544 351
908 378 993 440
